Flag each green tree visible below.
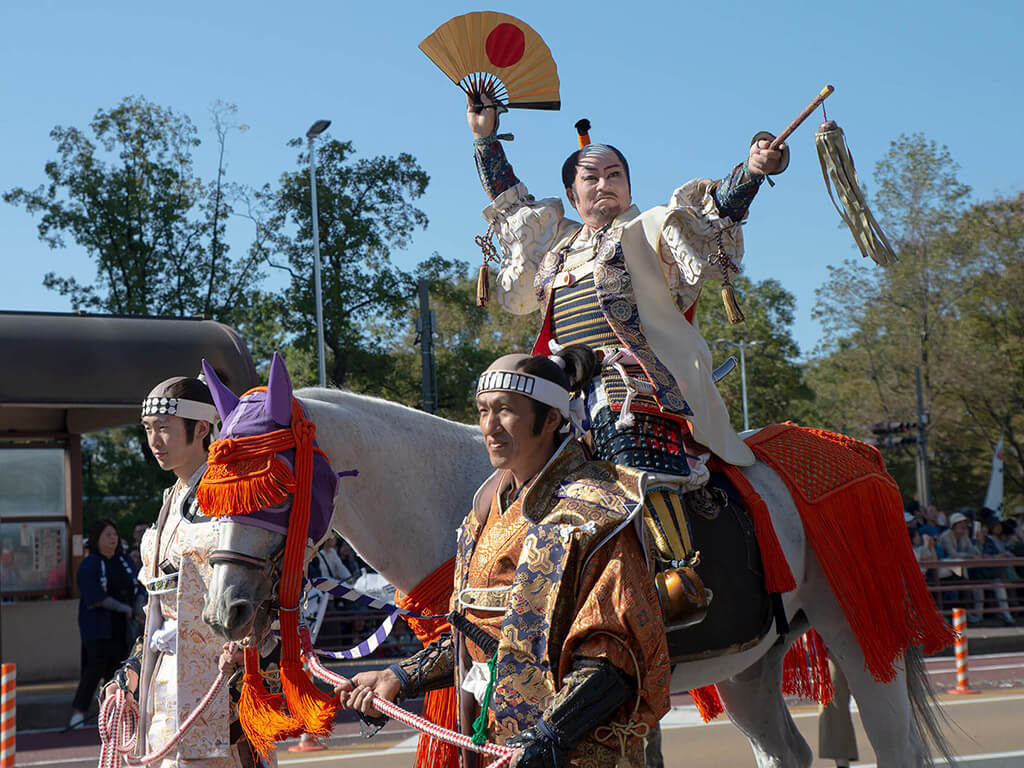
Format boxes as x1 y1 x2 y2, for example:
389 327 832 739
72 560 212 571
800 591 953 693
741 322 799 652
258 138 429 388
940 194 1024 503
5 97 279 530
376 256 540 422
4 97 269 327
806 135 1024 510
695 275 814 430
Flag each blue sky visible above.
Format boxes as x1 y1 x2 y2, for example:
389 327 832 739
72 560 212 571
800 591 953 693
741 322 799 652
2 0 1021 357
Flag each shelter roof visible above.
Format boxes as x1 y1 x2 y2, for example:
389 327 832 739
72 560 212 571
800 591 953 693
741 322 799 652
0 311 258 434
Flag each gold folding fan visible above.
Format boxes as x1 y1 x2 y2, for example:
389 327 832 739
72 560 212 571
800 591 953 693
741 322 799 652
419 11 560 110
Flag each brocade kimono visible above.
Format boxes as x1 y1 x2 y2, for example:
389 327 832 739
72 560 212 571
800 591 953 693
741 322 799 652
477 147 758 467
138 465 242 768
453 440 671 768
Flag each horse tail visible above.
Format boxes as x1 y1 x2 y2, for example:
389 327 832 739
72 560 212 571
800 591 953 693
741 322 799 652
905 645 960 767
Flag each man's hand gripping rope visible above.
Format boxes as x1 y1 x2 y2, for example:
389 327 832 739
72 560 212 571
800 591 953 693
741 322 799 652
299 631 518 768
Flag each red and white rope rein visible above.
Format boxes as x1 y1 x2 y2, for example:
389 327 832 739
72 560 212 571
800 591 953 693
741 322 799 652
98 671 228 767
99 655 515 768
305 652 515 768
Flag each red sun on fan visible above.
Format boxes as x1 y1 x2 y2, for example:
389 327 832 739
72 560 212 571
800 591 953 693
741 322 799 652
485 23 525 68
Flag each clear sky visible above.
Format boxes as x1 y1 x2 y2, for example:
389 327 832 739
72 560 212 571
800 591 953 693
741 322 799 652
2 0 1021 357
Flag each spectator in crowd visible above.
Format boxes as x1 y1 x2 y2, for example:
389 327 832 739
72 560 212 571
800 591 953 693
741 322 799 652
919 505 945 538
938 512 982 621
1001 519 1024 557
911 527 938 572
70 518 142 729
976 518 1015 626
938 512 980 560
337 539 367 579
318 535 353 584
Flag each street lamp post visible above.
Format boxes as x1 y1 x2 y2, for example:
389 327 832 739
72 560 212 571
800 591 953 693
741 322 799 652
306 119 331 388
715 338 762 431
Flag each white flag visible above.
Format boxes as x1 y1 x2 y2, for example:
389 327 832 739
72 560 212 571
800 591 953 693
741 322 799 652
983 435 1004 519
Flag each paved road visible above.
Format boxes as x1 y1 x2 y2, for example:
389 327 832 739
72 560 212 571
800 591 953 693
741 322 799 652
14 654 1024 767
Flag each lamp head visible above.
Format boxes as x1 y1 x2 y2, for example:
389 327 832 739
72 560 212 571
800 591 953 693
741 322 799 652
306 119 331 138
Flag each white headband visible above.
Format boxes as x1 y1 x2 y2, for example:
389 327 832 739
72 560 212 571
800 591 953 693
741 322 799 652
476 369 571 419
476 368 587 435
141 396 219 424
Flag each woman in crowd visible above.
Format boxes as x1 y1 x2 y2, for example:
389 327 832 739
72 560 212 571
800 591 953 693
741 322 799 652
70 518 141 728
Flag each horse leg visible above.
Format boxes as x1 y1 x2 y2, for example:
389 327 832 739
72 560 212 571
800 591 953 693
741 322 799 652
716 634 813 768
800 554 928 767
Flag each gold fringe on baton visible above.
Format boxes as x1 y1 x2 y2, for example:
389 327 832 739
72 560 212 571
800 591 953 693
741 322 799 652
815 121 898 266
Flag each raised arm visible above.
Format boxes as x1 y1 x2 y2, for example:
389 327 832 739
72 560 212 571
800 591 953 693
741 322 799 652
467 92 579 315
660 135 788 314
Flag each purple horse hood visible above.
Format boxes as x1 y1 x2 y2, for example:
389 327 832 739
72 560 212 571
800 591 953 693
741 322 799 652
202 354 337 543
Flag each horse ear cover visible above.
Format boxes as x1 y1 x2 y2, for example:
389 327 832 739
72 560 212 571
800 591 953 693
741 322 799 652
265 352 294 425
202 359 239 421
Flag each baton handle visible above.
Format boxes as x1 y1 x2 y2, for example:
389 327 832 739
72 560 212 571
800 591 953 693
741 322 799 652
770 85 834 150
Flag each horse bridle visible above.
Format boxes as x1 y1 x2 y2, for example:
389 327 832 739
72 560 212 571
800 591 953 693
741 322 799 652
210 540 286 586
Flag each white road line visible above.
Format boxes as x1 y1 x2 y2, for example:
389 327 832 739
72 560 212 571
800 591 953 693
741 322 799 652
927 663 1024 674
857 748 1024 767
926 651 1024 662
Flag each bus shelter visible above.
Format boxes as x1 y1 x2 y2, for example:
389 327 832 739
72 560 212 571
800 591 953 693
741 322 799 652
0 311 257 681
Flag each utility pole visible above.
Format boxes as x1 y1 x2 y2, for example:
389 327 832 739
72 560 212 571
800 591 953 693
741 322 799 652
306 119 331 387
417 279 437 413
915 366 930 508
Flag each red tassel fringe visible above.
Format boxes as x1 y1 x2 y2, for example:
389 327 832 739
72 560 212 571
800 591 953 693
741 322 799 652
689 686 723 722
782 630 833 705
279 659 338 738
747 425 955 682
197 454 295 518
237 648 303 760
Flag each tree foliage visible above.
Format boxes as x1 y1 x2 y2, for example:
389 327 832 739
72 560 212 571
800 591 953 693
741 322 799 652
257 138 429 388
4 97 267 326
695 275 814 430
375 256 539 422
808 134 1022 510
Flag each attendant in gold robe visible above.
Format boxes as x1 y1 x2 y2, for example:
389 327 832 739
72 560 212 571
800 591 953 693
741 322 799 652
336 346 670 768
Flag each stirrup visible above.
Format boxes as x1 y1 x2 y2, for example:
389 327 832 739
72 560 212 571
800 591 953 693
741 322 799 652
654 560 712 630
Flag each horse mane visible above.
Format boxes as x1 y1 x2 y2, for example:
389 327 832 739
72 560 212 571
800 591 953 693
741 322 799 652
295 386 481 444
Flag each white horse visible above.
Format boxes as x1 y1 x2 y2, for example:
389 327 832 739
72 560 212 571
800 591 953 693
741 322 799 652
204 386 955 768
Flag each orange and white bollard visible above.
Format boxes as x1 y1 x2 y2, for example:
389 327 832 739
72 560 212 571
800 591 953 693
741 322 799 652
1 663 14 768
947 608 980 695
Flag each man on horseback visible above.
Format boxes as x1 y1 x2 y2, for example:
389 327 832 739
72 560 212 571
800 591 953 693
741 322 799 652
337 346 671 768
103 375 255 767
468 93 786 604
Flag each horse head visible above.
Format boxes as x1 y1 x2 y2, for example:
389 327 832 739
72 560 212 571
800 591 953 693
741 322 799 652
200 352 338 641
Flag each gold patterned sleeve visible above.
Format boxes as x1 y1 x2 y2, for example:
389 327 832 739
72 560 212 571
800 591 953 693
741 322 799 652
481 183 580 315
560 529 671 723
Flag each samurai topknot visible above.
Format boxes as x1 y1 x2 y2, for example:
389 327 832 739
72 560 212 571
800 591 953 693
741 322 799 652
561 143 631 190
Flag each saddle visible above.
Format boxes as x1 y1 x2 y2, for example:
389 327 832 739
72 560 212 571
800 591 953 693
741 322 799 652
647 477 774 664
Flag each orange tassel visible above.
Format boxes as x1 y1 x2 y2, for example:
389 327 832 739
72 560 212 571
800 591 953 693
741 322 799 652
197 455 295 517
689 686 723 722
416 688 459 768
395 559 458 768
237 648 303 760
279 660 338 737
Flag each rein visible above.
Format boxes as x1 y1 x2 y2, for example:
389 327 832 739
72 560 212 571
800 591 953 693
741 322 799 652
98 671 228 767
299 628 516 768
